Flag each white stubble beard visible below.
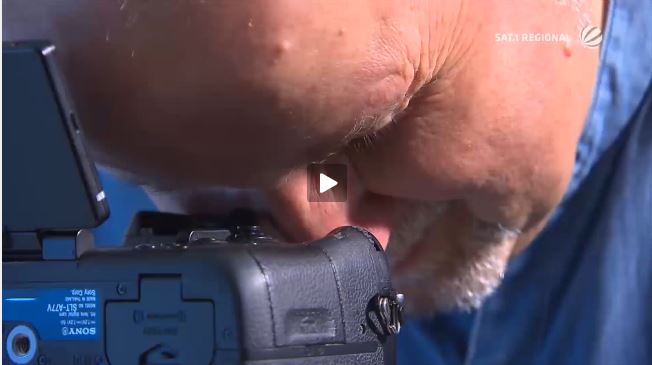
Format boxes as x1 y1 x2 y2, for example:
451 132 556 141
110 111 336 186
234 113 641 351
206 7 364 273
386 202 518 316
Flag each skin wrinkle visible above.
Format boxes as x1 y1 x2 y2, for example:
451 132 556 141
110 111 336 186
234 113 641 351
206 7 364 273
4 0 604 314
442 0 472 75
339 13 424 154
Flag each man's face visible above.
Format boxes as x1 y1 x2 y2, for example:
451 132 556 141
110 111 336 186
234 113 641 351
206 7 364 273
5 0 603 314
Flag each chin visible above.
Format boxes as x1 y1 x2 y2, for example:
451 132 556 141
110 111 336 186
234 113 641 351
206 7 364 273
385 201 518 316
391 250 510 316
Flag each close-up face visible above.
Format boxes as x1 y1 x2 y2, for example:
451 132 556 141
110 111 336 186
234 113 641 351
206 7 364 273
5 0 603 314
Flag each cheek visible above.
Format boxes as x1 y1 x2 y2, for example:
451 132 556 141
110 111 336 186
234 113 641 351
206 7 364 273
347 90 576 234
350 0 598 235
347 104 496 203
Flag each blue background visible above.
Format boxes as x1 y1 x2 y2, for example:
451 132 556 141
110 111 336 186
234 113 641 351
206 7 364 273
92 170 155 247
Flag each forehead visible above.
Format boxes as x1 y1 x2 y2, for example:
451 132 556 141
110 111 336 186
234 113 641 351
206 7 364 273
5 0 412 189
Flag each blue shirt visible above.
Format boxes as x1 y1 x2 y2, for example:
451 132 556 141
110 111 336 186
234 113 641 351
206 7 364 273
397 0 652 364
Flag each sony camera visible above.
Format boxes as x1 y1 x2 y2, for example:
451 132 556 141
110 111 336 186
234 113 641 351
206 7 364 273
2 42 404 365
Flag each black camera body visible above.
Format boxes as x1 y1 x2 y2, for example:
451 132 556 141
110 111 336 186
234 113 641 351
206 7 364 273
2 42 403 365
4 215 401 365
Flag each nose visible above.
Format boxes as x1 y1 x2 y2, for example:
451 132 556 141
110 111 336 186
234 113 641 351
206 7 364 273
263 164 394 248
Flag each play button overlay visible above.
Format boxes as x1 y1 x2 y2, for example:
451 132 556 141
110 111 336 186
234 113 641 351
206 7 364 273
308 164 347 202
319 173 338 193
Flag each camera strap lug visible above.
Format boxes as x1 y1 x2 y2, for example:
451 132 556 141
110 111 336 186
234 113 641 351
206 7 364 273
377 293 405 335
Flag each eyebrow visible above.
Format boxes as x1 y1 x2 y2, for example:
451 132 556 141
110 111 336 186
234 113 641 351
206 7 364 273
339 101 402 154
350 97 404 138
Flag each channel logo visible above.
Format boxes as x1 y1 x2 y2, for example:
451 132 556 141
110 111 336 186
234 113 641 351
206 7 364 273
580 25 603 48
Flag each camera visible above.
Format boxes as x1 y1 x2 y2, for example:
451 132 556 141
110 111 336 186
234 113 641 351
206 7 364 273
3 42 404 365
